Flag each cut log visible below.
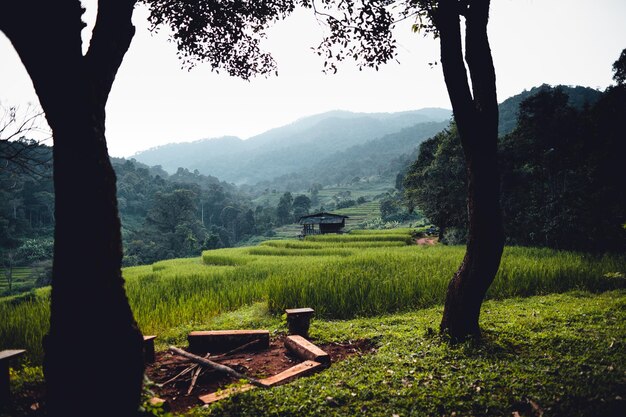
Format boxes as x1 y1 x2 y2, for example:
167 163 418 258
188 330 269 353
285 308 314 337
284 336 330 365
260 360 323 387
168 346 268 388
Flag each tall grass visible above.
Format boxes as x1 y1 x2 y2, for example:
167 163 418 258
1 229 624 362
0 289 50 360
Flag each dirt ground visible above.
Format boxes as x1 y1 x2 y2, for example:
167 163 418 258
146 336 376 413
4 337 374 416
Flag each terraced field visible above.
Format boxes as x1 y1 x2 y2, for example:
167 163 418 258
3 229 624 362
0 267 38 295
334 200 382 227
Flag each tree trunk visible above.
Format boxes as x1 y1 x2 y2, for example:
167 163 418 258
437 0 505 340
0 2 143 415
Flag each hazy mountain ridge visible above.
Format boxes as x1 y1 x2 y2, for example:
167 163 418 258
133 85 602 189
133 108 452 184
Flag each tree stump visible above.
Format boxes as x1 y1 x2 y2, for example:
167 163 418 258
285 308 314 338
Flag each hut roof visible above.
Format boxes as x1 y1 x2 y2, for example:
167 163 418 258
298 212 349 225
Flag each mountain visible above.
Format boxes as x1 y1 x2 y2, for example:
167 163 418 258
300 121 449 185
133 108 452 185
133 85 600 190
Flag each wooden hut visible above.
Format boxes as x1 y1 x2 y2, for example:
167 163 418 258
298 212 348 236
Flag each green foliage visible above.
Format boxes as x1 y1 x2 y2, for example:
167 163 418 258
0 154 269 271
0 290 49 360
403 124 466 240
613 48 626 85
276 192 293 225
500 86 625 251
497 84 602 136
403 85 626 252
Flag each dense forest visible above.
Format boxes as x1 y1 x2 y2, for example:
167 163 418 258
0 152 322 283
402 83 625 252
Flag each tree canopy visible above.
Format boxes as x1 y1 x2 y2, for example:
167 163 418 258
404 84 626 253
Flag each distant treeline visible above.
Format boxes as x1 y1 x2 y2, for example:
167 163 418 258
0 152 318 269
402 84 625 252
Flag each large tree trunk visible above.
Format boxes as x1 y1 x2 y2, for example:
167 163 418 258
0 2 144 415
437 0 505 340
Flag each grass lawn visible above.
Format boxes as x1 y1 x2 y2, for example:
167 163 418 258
189 290 625 417
6 291 624 417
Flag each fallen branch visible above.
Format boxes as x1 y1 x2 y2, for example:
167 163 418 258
187 366 202 395
160 365 195 387
169 346 268 388
160 353 210 387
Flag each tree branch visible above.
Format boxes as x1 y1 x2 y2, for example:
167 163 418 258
169 346 268 388
0 104 52 177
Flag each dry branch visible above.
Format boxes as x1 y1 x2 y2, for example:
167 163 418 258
168 346 268 388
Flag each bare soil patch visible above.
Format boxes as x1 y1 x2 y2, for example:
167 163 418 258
146 336 376 413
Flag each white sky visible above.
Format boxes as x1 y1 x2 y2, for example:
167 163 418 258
0 0 625 157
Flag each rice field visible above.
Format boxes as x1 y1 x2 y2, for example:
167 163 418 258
0 267 39 295
1 229 624 362
335 200 382 227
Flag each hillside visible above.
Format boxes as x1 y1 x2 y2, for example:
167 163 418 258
498 84 602 135
133 108 452 185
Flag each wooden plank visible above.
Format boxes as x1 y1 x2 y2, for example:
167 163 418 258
0 349 26 362
188 330 269 353
284 336 330 365
198 361 324 404
259 360 323 387
198 384 255 404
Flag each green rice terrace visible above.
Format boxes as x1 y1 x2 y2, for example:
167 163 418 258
1 229 625 416
0 267 41 296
